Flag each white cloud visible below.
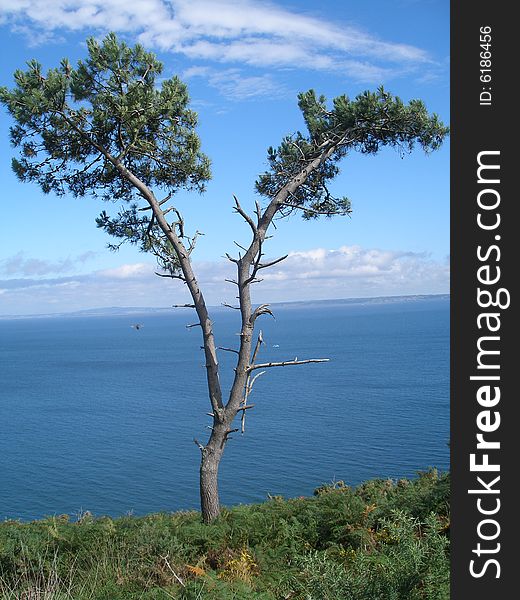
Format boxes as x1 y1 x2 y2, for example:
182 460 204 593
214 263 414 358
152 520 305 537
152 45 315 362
0 251 97 277
183 66 285 100
0 0 433 83
244 246 449 299
99 263 151 279
0 245 449 315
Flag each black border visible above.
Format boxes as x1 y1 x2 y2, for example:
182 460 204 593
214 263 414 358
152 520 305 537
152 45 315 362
451 1 514 596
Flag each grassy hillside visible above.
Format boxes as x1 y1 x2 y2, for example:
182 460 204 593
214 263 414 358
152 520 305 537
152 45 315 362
0 470 449 599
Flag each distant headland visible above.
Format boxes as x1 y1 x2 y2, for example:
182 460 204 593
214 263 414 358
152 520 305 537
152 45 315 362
0 293 449 321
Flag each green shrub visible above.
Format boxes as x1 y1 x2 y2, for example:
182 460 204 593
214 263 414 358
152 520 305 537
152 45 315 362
0 471 449 599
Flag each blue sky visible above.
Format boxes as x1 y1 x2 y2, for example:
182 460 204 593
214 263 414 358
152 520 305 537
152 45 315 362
0 0 449 315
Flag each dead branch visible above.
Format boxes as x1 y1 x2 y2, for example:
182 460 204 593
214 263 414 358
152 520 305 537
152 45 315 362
248 371 266 391
138 193 171 210
185 230 204 256
225 252 239 264
240 332 265 433
170 207 185 238
257 254 289 270
233 195 257 234
251 304 274 323
250 330 264 364
222 302 240 310
161 555 185 588
155 271 186 281
218 346 240 355
193 438 205 452
234 240 249 253
247 358 329 371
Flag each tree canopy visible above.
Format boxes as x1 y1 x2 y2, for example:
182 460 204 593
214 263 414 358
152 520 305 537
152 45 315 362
256 88 448 219
0 33 211 272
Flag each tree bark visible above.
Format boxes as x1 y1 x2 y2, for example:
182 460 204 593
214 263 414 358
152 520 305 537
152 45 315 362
200 453 221 524
199 427 227 523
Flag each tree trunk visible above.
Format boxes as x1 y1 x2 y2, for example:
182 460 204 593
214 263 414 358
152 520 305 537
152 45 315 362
200 438 225 523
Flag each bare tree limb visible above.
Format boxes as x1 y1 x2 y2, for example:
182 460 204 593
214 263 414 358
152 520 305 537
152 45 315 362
193 438 205 453
155 271 186 281
234 240 248 253
139 194 172 210
247 358 329 371
218 346 240 355
233 195 257 234
251 304 274 323
240 332 265 433
225 253 239 264
222 302 240 310
250 330 264 364
254 200 262 224
257 255 289 270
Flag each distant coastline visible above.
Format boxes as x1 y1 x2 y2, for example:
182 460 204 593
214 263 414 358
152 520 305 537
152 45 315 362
0 293 449 321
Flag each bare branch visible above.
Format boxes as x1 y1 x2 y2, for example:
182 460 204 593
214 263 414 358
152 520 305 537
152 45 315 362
233 195 257 234
225 253 239 264
186 230 204 256
254 200 262 224
138 193 171 210
247 371 266 398
247 358 329 371
250 330 264 365
171 207 185 239
291 141 306 161
243 238 264 286
161 555 185 588
155 271 185 281
233 240 248 253
257 255 289 270
193 438 205 452
145 213 155 237
239 332 265 434
218 346 240 355
186 323 202 329
222 302 240 310
251 303 275 323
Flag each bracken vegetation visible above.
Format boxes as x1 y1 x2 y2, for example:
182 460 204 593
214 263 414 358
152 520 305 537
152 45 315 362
0 470 449 599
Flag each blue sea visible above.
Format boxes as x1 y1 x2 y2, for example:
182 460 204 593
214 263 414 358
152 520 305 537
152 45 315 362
0 295 449 521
